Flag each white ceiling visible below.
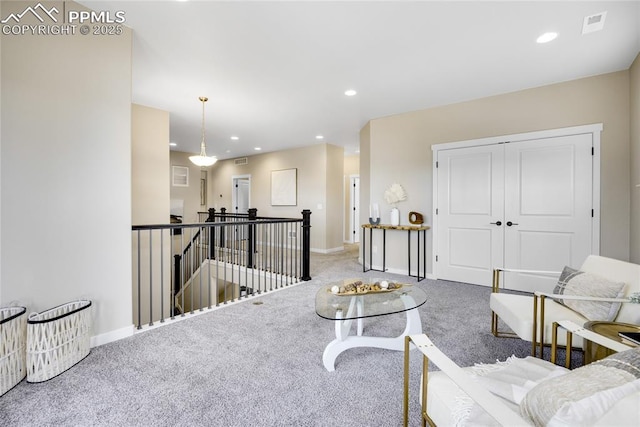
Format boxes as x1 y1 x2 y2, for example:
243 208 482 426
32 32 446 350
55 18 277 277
80 1 640 159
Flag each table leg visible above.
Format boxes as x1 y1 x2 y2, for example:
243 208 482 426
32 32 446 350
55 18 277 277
407 229 411 277
383 229 387 271
322 293 422 371
362 227 366 272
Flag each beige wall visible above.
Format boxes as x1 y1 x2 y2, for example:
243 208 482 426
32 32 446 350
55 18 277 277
325 144 344 250
343 154 360 242
208 143 343 252
364 71 631 275
359 123 372 244
170 151 209 223
631 53 640 263
131 104 171 325
1 2 133 342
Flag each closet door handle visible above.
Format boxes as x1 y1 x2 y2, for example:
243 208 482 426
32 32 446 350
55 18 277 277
490 221 502 226
506 221 518 227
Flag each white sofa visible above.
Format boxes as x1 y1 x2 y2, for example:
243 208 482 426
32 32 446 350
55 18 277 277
490 255 640 354
404 332 640 427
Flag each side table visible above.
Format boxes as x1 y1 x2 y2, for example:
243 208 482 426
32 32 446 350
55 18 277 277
583 321 639 363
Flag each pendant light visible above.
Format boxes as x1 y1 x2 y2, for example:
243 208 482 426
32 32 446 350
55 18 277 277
189 96 218 167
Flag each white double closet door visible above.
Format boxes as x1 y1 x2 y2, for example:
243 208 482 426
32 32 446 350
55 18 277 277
435 128 599 293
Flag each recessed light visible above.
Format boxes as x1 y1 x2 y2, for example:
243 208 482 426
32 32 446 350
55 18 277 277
230 136 239 140
254 147 261 151
226 149 231 153
536 32 558 44
169 142 177 147
344 89 357 96
316 135 324 140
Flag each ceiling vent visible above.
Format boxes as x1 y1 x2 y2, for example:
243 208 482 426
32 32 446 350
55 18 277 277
582 11 607 35
234 157 248 166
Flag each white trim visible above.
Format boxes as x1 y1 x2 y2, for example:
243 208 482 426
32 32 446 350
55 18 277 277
592 129 601 256
134 280 305 333
349 174 360 244
90 324 134 348
431 123 603 280
431 123 603 152
311 246 345 254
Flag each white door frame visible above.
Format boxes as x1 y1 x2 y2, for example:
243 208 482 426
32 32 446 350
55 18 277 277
231 174 251 214
431 123 602 280
349 175 360 243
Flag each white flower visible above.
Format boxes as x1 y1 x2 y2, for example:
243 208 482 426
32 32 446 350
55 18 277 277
384 183 407 205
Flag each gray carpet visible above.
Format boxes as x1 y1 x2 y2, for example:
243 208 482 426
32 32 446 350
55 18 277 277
0 245 573 426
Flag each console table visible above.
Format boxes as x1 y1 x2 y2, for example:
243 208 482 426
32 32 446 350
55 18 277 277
361 224 429 281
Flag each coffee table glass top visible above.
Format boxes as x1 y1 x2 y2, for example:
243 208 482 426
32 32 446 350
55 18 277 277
315 278 427 320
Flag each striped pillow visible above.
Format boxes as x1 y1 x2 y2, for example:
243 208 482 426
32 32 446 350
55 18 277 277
553 266 626 321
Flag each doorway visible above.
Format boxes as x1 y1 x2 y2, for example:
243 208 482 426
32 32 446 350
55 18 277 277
232 175 251 214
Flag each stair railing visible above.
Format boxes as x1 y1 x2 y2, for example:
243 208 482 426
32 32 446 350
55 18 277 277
132 209 311 329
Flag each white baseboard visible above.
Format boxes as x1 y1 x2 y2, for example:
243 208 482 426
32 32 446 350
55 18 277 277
311 246 345 254
357 258 435 280
90 324 135 348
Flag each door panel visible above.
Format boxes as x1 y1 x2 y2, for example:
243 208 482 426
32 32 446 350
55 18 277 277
504 134 593 292
436 144 504 285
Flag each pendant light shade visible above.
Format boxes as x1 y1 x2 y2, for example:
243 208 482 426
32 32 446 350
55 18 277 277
189 96 218 167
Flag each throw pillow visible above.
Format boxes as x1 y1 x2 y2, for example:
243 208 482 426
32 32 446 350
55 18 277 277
520 347 640 426
553 266 626 321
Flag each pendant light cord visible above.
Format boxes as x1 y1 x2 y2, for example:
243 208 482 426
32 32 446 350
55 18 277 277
200 96 208 155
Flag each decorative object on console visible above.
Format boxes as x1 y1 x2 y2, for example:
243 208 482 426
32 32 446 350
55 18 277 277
384 183 407 226
369 203 380 225
408 211 424 224
189 96 218 167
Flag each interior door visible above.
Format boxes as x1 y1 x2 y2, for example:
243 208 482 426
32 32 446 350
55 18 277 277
233 177 250 214
436 144 505 285
502 134 593 292
435 133 595 291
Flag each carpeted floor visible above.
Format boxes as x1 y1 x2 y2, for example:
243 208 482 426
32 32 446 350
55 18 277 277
0 245 571 426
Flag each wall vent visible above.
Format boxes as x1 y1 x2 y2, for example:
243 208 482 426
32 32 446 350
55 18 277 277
234 157 248 166
582 11 607 35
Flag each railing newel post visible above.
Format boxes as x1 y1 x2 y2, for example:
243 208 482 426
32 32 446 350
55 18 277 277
220 207 227 248
301 209 312 281
207 208 216 260
248 208 257 269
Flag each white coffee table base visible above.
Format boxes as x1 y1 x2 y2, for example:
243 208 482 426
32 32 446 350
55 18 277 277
322 293 423 371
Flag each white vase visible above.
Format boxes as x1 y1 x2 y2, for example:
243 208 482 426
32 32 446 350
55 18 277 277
390 207 400 226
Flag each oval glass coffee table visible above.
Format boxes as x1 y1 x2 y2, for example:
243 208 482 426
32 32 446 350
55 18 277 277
315 278 427 371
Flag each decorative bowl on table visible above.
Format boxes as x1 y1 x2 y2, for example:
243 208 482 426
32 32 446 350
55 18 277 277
329 279 402 296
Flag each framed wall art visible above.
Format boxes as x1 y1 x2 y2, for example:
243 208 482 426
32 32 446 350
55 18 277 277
271 168 297 206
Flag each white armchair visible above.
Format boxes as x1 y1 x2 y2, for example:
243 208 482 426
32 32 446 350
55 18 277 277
490 255 640 356
403 330 640 427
